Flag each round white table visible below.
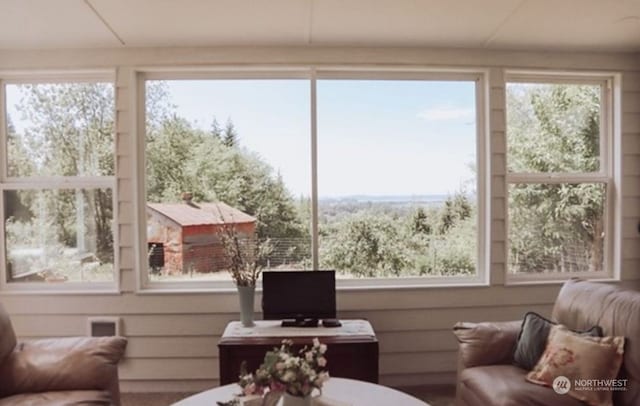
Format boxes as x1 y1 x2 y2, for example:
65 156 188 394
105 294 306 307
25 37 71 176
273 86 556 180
172 377 429 406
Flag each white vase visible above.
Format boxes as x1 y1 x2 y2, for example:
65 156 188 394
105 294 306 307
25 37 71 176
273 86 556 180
237 285 255 327
281 392 312 406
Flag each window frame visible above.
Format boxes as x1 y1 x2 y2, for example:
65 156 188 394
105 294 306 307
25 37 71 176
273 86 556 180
0 70 119 293
504 71 620 284
134 66 490 292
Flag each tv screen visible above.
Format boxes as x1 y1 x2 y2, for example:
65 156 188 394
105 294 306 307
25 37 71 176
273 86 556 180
262 270 336 320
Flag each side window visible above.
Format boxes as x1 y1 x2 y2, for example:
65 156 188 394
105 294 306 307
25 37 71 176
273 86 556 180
506 75 613 278
2 80 116 286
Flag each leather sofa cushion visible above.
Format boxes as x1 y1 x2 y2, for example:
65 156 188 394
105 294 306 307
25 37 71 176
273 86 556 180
0 390 112 405
552 279 640 406
459 364 584 406
0 336 127 398
453 320 521 368
0 301 17 363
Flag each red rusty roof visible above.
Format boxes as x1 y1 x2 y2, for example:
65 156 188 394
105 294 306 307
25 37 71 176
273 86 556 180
147 201 256 227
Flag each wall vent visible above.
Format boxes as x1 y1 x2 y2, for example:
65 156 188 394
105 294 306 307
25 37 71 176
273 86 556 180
87 317 121 337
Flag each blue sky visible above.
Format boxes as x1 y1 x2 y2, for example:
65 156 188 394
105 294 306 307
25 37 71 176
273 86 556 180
162 79 477 198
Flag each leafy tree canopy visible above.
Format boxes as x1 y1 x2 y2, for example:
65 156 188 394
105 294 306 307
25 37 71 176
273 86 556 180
507 84 604 273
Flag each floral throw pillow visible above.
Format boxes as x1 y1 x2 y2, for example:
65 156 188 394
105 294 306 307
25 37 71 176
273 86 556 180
513 311 603 370
526 324 625 406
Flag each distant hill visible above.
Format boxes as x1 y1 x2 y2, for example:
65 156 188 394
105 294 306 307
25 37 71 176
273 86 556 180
319 194 449 204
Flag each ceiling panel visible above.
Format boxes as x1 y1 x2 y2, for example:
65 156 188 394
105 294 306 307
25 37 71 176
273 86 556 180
0 0 119 49
0 0 639 52
310 0 523 47
90 0 311 47
490 0 640 51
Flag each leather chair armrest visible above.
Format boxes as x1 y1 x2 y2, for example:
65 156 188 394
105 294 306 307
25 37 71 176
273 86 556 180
0 336 127 399
452 320 521 368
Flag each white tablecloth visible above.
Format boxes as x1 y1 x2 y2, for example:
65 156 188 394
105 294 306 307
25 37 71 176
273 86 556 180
172 377 430 406
222 320 375 338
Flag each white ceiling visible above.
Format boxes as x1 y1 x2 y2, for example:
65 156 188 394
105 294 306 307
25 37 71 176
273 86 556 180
0 0 639 52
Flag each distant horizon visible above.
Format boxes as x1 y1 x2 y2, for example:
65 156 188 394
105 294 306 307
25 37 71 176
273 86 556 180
316 192 475 201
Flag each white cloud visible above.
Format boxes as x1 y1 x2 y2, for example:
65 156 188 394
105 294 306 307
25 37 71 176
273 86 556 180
418 106 474 122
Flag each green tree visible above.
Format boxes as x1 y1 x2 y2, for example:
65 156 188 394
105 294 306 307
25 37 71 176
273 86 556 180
507 84 603 272
411 207 432 235
145 81 174 134
222 119 238 147
12 83 115 262
210 116 222 140
145 110 309 267
146 115 203 202
5 116 34 222
438 192 472 234
320 213 408 277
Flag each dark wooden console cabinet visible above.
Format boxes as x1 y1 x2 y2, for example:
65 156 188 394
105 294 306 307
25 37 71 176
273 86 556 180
218 320 379 385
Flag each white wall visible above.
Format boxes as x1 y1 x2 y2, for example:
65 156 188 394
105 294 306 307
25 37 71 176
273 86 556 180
0 46 639 391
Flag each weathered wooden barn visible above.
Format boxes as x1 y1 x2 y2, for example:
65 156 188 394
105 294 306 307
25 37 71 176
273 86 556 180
146 200 256 275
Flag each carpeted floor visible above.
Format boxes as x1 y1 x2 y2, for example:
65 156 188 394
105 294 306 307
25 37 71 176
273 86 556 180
121 385 455 406
121 392 192 406
401 385 455 406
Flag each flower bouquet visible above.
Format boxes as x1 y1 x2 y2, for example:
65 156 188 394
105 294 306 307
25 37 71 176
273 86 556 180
238 338 330 403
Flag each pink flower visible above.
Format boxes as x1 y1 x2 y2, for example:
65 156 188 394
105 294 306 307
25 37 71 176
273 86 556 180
238 337 330 397
318 372 330 384
244 383 257 396
270 381 286 392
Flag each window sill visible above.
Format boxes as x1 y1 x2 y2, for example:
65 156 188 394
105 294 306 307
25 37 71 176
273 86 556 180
137 275 489 294
0 287 121 296
335 276 488 291
505 275 619 287
137 286 239 295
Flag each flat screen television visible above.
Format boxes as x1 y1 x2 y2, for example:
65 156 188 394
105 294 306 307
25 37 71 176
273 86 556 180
262 270 336 322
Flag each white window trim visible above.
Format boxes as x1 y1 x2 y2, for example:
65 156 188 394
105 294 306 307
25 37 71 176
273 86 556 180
134 66 489 292
0 71 120 293
504 71 621 284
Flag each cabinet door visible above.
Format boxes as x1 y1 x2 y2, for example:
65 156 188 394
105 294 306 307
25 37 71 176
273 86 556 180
218 339 378 385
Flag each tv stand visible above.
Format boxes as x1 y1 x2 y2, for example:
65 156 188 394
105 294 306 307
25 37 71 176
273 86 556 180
218 319 378 385
281 318 319 327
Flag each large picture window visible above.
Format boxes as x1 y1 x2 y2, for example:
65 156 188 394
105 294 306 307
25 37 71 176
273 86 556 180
1 77 116 288
139 70 485 289
506 74 614 279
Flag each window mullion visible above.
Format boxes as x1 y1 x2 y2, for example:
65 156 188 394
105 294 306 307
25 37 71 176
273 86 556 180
0 79 6 181
310 70 319 270
1 176 115 190
507 173 610 184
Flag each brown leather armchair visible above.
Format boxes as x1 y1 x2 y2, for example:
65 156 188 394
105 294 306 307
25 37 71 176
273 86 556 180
453 279 640 406
0 301 127 405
